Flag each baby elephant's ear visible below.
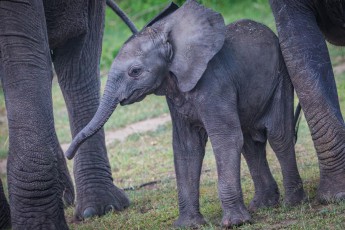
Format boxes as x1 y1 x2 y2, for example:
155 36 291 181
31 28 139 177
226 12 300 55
166 0 226 92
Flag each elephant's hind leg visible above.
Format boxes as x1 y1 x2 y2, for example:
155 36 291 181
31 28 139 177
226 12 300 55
267 73 305 206
268 130 305 206
242 134 280 212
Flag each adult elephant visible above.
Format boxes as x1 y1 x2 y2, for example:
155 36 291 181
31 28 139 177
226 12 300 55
0 0 135 229
270 0 345 202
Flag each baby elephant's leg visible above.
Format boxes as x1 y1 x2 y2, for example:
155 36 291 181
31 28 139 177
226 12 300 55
205 115 251 227
268 131 305 206
168 102 207 228
242 134 280 212
267 75 305 206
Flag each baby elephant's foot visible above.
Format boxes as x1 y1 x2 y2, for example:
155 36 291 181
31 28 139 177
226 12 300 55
221 205 251 228
173 212 207 228
284 184 306 206
248 185 280 212
74 184 130 220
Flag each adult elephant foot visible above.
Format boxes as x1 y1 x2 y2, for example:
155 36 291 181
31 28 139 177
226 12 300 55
310 112 345 204
248 184 280 212
221 204 251 228
173 213 207 228
317 172 345 203
74 184 130 220
71 133 130 220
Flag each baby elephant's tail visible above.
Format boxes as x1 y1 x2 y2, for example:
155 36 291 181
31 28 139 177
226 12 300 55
294 102 302 144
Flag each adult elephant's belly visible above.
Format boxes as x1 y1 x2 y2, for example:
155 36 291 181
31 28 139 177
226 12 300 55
311 0 345 46
43 0 89 49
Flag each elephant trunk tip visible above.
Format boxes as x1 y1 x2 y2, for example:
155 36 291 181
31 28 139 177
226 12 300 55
64 85 120 160
65 143 78 160
64 118 110 160
65 132 90 160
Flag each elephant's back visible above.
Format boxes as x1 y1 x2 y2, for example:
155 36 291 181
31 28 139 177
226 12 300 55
223 19 285 125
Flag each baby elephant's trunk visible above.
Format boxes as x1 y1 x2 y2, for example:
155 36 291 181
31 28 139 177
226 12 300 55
65 79 120 159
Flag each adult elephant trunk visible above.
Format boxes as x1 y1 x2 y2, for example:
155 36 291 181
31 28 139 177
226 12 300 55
65 76 121 160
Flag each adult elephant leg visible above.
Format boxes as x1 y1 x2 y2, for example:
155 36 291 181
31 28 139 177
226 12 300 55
53 0 129 220
0 178 10 229
270 0 345 202
0 0 67 229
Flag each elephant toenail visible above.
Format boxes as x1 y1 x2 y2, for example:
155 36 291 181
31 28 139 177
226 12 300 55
105 205 115 213
83 207 97 219
335 192 345 200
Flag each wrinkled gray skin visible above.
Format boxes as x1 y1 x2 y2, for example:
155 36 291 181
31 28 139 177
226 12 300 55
0 0 131 229
270 0 345 203
66 1 305 227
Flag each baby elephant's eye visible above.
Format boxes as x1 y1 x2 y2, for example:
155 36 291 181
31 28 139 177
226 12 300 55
128 66 143 78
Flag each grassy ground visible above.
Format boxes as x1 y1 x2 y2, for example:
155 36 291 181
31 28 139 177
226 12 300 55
1 0 345 229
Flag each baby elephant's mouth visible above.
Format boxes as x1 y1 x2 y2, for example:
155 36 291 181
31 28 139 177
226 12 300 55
120 91 147 106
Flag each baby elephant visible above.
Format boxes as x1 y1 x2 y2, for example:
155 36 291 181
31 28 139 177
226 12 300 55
66 0 305 228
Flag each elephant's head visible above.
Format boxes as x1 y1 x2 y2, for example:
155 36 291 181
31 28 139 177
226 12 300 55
65 0 225 159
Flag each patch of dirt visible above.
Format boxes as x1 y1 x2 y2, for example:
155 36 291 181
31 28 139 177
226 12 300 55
334 62 345 75
0 116 7 125
60 114 171 151
0 160 6 174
